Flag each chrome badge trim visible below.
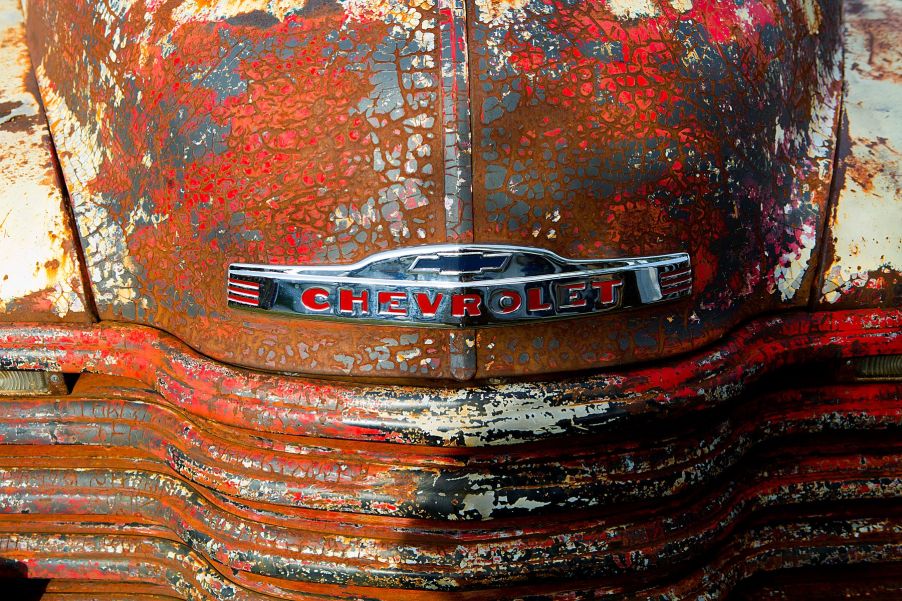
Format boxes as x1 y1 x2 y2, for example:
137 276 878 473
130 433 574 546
227 245 692 327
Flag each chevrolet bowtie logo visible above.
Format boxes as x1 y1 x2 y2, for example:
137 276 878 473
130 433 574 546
408 251 512 275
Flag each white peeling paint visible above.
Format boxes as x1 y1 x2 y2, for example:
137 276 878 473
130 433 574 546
0 0 86 318
508 497 551 511
460 490 496 519
768 29 842 302
168 0 304 23
32 43 138 311
772 221 817 301
605 0 659 20
34 65 106 188
800 0 821 35
821 0 902 303
341 0 434 28
474 0 530 26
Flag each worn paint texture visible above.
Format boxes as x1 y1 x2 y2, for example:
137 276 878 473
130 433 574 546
23 0 844 378
817 0 902 307
733 564 902 600
0 309 898 597
0 0 91 322
2 0 901 597
1 309 898 447
469 0 844 375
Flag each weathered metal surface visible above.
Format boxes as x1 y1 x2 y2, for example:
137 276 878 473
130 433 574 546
816 0 902 308
2 580 182 601
3 0 900 597
23 0 461 378
0 370 65 396
469 0 846 377
0 374 896 522
0 0 91 322
0 309 898 447
0 512 899 598
23 0 844 378
0 312 902 599
732 564 902 600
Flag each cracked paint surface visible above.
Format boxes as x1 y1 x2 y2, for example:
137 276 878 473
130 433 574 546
0 0 899 595
24 0 460 376
818 0 901 308
23 0 846 378
0 0 90 321
0 309 899 596
470 0 844 376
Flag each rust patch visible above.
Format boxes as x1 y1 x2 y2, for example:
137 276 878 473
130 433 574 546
0 0 92 322
0 329 895 592
817 0 902 308
0 309 898 446
21 0 848 378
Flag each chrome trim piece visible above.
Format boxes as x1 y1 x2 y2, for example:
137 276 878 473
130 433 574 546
228 245 692 327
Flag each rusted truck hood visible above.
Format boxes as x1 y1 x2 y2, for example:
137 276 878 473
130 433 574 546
1 1 902 598
23 0 844 379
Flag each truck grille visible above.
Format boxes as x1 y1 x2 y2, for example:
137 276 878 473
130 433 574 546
0 309 898 597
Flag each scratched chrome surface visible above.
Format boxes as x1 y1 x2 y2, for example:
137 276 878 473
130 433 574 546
23 0 844 378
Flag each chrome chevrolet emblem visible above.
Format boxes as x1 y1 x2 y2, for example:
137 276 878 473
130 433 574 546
228 245 691 327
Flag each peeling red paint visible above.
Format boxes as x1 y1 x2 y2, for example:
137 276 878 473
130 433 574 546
0 0 899 596
0 309 898 445
22 0 845 378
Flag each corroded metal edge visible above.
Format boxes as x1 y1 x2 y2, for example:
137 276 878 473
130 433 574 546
0 310 897 594
438 0 473 241
817 0 902 307
0 496 899 596
0 369 65 395
0 0 91 322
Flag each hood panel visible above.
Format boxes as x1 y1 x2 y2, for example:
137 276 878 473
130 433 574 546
25 0 842 379
25 0 465 377
468 0 843 375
